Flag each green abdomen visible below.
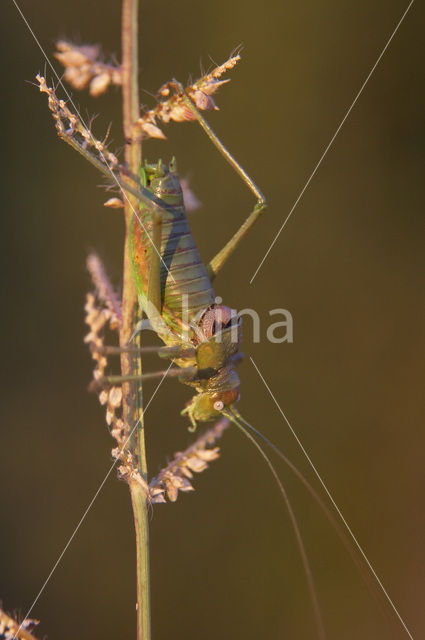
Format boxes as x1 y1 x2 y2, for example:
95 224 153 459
131 166 215 330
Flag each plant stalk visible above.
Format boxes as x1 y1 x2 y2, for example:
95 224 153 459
121 2 151 640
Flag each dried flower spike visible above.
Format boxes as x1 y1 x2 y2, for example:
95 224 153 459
36 75 121 174
84 256 128 457
0 609 39 640
135 53 241 140
55 40 122 96
149 418 230 502
86 253 122 326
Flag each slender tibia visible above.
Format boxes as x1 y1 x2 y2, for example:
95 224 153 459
206 201 267 280
182 95 266 204
93 365 198 388
99 344 196 359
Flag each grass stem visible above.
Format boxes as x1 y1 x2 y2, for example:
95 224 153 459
121 2 151 639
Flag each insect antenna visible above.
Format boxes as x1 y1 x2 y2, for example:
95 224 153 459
231 409 396 631
223 409 326 640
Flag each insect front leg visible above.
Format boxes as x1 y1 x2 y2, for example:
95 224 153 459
91 365 198 389
98 344 196 359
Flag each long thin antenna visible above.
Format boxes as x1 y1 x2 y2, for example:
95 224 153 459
232 409 395 628
225 409 326 640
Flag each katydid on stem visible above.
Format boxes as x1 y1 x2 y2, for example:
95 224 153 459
107 86 327 636
37 53 401 640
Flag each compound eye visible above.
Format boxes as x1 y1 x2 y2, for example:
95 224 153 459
213 400 224 412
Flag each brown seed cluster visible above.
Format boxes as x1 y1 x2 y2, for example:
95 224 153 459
103 197 125 209
84 291 127 441
149 418 230 502
55 40 122 97
135 53 241 140
84 255 125 443
112 447 150 494
84 280 149 491
84 256 149 496
0 609 39 640
86 253 122 326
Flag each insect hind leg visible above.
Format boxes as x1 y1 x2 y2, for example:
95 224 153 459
181 94 267 280
181 94 265 204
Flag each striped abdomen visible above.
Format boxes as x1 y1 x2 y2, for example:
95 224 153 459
130 164 215 333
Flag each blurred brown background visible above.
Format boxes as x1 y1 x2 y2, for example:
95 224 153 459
1 1 424 638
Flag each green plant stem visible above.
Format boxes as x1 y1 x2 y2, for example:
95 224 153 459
129 479 150 639
121 2 151 640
